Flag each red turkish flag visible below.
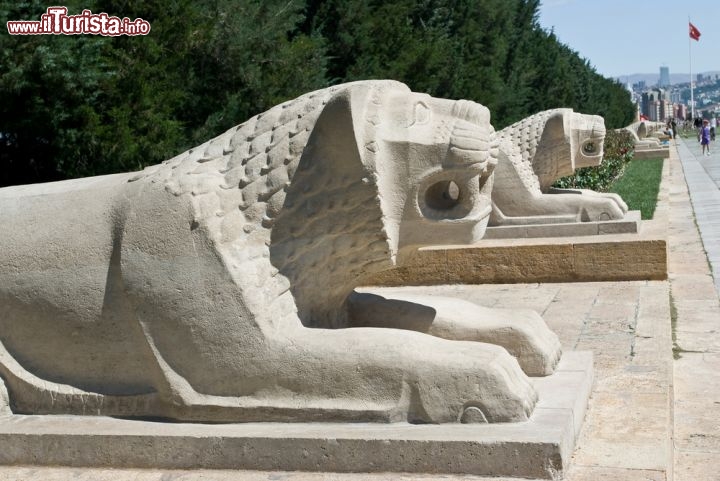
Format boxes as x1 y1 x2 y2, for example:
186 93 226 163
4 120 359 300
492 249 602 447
690 22 701 41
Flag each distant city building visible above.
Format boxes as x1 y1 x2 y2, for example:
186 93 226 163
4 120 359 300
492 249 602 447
660 100 672 121
659 66 670 87
674 104 687 121
633 71 720 123
641 88 671 122
641 90 652 119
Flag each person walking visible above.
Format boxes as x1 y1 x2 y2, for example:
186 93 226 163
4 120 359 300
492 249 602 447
701 119 712 156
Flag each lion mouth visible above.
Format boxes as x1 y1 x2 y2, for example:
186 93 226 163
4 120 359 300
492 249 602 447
415 114 497 224
393 98 498 255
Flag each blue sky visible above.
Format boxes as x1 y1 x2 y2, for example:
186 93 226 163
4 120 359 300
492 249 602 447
537 0 720 79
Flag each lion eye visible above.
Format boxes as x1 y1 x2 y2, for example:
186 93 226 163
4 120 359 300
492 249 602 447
413 102 431 126
583 142 596 154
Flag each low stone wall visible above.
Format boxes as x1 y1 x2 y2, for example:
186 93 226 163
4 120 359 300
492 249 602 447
634 148 670 160
364 237 667 286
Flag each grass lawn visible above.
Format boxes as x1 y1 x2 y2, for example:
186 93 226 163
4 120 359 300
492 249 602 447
678 129 698 140
607 158 663 220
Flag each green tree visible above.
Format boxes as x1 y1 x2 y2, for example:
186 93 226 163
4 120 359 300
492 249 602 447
304 0 634 129
1 0 327 186
1 0 635 187
0 1 112 184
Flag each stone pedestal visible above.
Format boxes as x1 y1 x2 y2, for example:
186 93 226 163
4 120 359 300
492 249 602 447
0 352 592 479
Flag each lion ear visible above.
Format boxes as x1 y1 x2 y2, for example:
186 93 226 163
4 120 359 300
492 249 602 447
275 82 409 267
540 110 569 147
271 84 382 246
300 86 373 174
532 110 573 189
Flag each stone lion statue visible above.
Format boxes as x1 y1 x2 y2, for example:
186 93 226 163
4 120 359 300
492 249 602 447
490 108 628 226
0 80 560 424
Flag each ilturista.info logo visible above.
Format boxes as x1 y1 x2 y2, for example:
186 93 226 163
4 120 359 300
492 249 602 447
7 7 150 36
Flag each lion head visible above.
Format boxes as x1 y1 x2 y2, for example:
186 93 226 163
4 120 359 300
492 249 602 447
498 108 606 192
269 82 498 327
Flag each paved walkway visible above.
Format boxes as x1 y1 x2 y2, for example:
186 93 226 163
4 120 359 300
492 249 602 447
676 137 720 296
2 141 720 480
670 138 720 481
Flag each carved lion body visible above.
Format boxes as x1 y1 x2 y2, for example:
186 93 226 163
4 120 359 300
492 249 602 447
0 81 559 423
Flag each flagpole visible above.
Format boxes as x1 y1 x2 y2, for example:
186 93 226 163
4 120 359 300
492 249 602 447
690 17 695 120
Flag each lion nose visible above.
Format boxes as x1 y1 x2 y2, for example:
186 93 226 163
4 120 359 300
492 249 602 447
448 120 492 167
451 99 490 126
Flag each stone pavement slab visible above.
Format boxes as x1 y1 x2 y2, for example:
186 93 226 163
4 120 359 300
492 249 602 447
0 468 525 481
671 139 720 480
676 138 720 295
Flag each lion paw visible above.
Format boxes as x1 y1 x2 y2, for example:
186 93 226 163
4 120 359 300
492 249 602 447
348 292 562 377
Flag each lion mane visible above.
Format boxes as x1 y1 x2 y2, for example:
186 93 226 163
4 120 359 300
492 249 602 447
131 81 398 330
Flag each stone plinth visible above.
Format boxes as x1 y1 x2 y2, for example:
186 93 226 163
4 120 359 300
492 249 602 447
484 210 640 239
0 352 593 479
634 148 670 160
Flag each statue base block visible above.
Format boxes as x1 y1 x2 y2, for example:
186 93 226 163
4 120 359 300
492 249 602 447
0 352 592 479
633 148 670 160
484 210 641 239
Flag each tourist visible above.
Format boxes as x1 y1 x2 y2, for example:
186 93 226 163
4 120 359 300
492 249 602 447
701 119 711 156
664 122 673 139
